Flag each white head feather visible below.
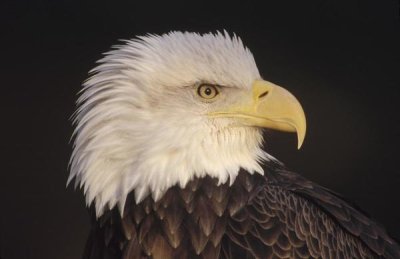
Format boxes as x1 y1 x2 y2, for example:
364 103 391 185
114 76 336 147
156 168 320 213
68 31 270 217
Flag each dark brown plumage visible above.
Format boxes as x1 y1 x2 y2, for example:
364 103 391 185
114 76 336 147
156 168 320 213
82 161 400 259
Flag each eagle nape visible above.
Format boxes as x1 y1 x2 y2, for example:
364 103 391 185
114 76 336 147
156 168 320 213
69 31 400 259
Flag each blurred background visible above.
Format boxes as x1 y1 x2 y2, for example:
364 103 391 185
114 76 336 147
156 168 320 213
1 0 399 258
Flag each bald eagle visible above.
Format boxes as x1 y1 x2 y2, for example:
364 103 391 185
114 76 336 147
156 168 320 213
68 31 400 258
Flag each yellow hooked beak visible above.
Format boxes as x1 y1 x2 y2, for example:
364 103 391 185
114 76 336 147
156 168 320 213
209 80 306 149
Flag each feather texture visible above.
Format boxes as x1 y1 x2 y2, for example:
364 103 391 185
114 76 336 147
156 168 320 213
68 31 266 216
83 162 400 258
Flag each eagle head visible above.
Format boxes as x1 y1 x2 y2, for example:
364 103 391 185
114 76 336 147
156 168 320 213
68 31 306 216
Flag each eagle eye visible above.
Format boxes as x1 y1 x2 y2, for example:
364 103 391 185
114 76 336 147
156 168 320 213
197 84 219 100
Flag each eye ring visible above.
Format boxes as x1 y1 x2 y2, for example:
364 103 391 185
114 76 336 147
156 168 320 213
197 84 219 100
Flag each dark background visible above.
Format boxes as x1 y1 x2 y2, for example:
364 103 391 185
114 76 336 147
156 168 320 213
1 0 399 258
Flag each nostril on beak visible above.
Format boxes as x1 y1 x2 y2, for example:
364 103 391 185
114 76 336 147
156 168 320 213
258 91 269 99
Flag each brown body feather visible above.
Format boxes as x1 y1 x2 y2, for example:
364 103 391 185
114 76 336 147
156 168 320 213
83 162 400 258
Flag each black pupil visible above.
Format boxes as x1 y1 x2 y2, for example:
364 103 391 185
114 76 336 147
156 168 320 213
204 87 212 95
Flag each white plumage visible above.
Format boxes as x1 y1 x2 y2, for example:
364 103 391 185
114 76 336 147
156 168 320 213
68 31 271 217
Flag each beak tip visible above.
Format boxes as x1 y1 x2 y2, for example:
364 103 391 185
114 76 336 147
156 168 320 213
297 142 303 150
296 127 306 150
297 139 303 149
